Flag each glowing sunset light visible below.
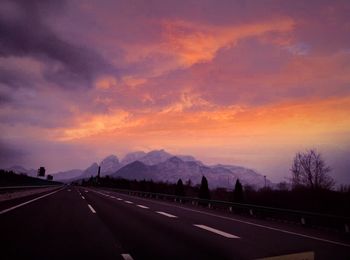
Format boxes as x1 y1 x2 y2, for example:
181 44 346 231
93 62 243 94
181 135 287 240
1 0 349 184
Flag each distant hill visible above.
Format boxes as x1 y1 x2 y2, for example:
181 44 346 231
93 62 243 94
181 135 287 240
100 155 120 176
6 165 37 177
13 149 271 189
120 151 146 165
52 169 83 181
114 161 157 180
136 149 173 165
110 154 272 189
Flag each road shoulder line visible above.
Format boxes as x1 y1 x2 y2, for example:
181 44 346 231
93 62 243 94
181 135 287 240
0 187 64 215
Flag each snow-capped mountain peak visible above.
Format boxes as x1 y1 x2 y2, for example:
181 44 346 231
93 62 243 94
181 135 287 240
100 154 120 175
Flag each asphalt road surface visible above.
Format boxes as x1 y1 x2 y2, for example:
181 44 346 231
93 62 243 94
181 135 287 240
1 186 349 259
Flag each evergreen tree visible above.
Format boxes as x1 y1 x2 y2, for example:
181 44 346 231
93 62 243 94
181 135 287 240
175 178 185 196
199 176 210 200
233 179 244 202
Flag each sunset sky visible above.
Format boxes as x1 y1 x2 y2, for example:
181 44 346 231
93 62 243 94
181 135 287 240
1 0 349 184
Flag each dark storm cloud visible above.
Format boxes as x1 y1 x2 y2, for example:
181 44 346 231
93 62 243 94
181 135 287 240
0 91 12 105
0 139 26 167
0 0 114 88
0 66 37 90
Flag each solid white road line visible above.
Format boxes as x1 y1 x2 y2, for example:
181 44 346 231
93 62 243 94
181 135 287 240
88 204 96 213
124 201 133 204
0 188 64 215
81 196 85 200
137 204 149 209
156 211 178 218
258 251 315 260
121 254 134 260
194 224 240 238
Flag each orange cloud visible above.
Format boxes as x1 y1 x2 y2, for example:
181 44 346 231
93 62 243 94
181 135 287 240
185 47 350 107
122 76 147 88
56 96 350 152
160 90 214 113
162 18 295 66
95 75 117 90
121 18 295 77
60 110 139 140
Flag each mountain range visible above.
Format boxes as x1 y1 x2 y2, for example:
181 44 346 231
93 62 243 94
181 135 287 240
6 150 271 189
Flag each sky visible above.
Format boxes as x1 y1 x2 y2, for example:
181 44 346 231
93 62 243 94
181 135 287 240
0 0 349 184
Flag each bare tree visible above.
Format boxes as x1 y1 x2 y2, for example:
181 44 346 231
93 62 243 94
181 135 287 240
291 149 335 190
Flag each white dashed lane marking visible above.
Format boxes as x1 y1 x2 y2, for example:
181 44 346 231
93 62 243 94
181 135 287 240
124 201 133 204
121 253 134 260
88 204 96 213
193 224 239 238
156 211 177 218
137 205 149 209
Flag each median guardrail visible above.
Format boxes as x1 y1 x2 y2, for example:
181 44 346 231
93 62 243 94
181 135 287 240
0 185 62 194
102 187 350 234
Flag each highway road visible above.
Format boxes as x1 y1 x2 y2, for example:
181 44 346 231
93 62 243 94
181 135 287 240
0 185 349 259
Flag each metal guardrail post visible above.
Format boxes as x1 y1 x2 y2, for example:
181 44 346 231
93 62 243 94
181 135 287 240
301 217 306 225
